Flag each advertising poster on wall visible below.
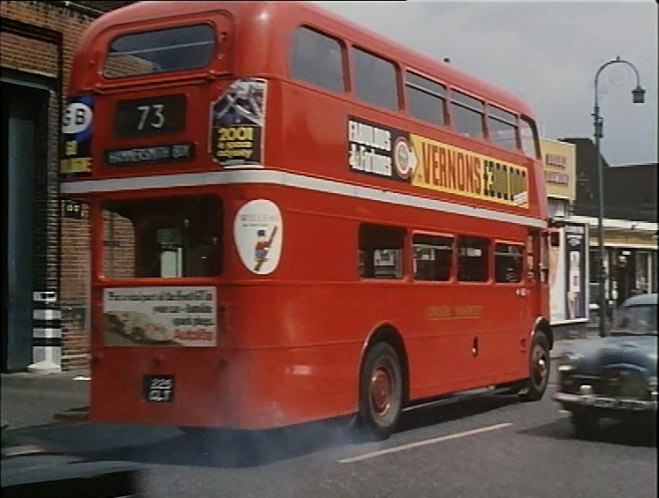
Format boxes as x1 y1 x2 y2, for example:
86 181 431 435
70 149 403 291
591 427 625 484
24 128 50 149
549 228 566 323
565 223 588 321
102 287 217 347
549 223 588 324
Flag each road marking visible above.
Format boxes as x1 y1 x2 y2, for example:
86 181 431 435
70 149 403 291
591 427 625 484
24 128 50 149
339 422 513 464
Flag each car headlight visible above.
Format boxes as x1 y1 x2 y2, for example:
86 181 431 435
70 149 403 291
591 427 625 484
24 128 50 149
558 351 582 372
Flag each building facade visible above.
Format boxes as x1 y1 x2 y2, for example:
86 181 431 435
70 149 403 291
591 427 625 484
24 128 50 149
1 1 132 372
540 138 590 333
562 138 658 321
2 3 655 372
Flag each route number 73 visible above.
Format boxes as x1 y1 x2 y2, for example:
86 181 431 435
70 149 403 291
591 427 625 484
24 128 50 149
137 104 165 130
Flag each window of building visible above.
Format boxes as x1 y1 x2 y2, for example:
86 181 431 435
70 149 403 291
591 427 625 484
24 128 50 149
290 27 344 93
104 24 215 78
450 90 484 139
487 105 518 151
495 243 523 283
413 234 453 281
359 223 404 279
352 47 398 111
520 116 540 159
405 71 446 126
457 236 489 282
102 195 222 278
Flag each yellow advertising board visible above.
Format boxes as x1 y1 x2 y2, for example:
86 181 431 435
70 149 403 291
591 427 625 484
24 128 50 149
411 134 529 208
540 138 576 201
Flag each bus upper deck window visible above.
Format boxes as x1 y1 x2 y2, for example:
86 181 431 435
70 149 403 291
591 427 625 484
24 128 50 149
352 47 399 111
103 24 215 79
487 105 518 151
405 71 446 126
450 90 484 139
290 27 344 93
520 117 540 159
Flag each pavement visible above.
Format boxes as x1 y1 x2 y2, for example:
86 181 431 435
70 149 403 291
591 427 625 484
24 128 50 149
550 325 602 358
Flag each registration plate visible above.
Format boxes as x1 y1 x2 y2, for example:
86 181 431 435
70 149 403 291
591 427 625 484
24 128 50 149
143 375 174 403
592 397 618 408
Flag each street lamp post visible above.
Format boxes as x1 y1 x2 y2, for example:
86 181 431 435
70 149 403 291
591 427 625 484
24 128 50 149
593 56 645 337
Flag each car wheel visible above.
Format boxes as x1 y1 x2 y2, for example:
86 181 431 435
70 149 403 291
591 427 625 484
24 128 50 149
358 342 403 440
571 412 599 438
519 331 550 402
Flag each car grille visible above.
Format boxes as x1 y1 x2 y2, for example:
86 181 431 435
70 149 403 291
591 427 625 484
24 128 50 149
600 369 647 399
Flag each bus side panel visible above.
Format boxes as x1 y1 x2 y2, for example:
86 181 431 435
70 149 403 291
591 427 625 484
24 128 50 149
225 346 360 429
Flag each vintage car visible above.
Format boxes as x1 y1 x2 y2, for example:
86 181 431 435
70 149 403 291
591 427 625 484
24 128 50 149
553 293 657 436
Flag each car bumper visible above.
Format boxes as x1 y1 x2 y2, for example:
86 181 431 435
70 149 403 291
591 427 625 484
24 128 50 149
553 391 658 411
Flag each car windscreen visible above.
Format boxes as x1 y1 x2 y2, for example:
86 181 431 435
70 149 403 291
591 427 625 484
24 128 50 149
103 24 215 79
612 304 657 334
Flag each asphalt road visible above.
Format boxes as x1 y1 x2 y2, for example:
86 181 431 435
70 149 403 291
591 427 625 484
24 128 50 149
2 367 656 498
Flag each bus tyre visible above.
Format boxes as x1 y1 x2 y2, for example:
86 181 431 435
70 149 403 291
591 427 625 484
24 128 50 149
359 342 403 440
519 331 550 402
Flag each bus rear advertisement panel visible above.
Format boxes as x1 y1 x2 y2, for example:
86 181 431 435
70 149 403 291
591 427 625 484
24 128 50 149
102 287 217 347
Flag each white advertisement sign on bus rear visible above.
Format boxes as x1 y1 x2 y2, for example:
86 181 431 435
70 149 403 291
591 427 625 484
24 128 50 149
102 287 216 347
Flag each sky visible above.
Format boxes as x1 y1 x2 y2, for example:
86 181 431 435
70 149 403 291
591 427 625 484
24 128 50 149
315 1 658 166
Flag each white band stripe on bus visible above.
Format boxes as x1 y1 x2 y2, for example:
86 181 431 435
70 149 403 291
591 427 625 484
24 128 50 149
61 169 547 228
339 422 513 463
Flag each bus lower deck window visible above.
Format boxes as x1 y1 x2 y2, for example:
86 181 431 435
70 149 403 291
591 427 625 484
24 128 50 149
457 236 489 282
102 196 222 278
358 223 404 279
413 234 453 281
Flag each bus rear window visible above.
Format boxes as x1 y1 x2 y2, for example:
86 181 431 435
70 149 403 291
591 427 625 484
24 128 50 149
102 196 222 278
103 24 215 79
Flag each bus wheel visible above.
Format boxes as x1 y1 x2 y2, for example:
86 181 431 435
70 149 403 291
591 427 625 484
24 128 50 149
519 331 550 402
359 342 403 440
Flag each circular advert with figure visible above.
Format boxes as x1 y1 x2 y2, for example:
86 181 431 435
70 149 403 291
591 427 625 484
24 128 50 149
234 200 283 275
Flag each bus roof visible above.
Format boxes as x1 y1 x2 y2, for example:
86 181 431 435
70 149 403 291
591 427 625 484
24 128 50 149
75 0 535 118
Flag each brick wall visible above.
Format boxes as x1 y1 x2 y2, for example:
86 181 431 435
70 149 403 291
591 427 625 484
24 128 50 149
103 211 136 278
1 1 102 370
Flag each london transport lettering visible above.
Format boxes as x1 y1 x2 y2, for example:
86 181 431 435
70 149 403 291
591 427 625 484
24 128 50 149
425 305 484 321
348 116 529 208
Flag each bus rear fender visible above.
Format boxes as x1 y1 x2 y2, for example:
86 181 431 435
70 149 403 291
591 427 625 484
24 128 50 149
359 323 410 403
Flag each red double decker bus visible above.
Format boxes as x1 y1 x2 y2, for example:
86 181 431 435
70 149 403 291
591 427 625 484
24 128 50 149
61 1 552 438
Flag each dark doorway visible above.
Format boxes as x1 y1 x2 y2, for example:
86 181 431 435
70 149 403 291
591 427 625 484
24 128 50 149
614 250 636 307
2 82 50 372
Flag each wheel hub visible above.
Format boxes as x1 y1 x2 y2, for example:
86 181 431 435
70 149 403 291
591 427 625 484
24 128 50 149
532 345 548 384
370 367 392 416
